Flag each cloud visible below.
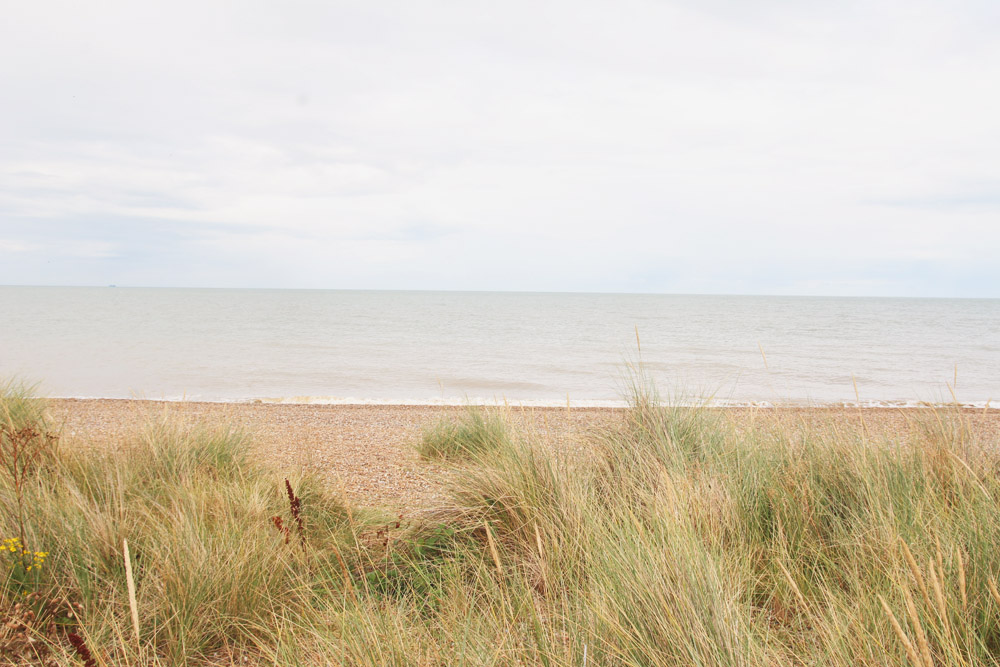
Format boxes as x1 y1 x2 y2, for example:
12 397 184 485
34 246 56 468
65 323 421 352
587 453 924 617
0 239 37 254
1 0 998 295
870 189 1000 211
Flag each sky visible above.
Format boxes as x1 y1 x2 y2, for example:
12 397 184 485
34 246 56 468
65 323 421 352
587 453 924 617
1 0 999 297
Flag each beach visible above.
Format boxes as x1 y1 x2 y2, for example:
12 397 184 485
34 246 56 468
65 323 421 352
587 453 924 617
6 391 1000 664
49 398 1000 510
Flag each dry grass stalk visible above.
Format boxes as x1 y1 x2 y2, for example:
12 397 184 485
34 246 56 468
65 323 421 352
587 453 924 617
947 451 991 500
124 538 140 645
928 561 952 636
777 559 808 613
880 595 922 667
331 545 356 602
902 540 934 614
484 522 503 579
989 577 1000 609
533 522 548 594
935 537 945 587
900 583 933 667
956 547 968 613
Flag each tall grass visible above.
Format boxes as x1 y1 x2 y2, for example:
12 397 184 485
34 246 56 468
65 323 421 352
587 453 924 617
1 393 355 665
3 380 1000 665
418 406 512 460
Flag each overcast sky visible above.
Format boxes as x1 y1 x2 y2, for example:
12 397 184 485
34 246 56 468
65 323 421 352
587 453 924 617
1 1 998 296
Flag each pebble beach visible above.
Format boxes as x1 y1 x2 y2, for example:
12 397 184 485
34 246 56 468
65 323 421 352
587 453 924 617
47 399 1000 512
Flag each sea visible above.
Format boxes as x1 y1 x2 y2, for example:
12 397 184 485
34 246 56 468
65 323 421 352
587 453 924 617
1 286 997 408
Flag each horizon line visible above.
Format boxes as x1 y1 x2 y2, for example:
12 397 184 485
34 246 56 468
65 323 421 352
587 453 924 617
1 283 997 300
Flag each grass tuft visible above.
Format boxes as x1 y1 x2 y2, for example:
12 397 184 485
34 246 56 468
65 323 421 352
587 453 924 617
417 406 512 460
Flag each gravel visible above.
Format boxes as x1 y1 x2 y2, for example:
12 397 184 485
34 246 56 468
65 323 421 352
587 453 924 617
47 399 999 511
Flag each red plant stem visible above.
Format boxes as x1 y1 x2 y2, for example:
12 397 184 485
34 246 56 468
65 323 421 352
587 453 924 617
67 633 98 667
284 479 306 543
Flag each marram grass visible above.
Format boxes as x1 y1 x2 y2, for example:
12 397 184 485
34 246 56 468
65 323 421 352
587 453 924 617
3 381 1000 666
417 406 512 460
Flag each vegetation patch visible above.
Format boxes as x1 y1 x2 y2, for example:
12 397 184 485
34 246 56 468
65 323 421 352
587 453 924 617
3 379 1000 665
417 406 512 460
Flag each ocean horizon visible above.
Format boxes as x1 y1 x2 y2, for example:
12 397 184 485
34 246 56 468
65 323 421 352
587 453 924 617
2 286 998 408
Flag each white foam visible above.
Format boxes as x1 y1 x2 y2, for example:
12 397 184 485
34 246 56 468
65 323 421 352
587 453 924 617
47 394 998 410
252 395 628 408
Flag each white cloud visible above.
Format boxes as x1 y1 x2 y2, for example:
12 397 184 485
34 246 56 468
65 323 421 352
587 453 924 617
1 0 998 294
0 239 36 254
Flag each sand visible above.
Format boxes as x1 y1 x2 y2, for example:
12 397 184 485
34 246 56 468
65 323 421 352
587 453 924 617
47 399 1000 512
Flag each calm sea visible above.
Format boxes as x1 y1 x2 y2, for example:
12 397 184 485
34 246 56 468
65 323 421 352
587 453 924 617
1 287 997 407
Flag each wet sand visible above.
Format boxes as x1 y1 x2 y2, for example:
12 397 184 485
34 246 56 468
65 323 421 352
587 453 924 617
48 399 1000 511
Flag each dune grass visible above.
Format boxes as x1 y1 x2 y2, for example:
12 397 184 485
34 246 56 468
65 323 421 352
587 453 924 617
417 406 512 460
3 380 1000 665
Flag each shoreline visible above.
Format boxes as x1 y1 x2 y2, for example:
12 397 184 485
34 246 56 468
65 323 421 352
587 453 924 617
40 395 999 410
